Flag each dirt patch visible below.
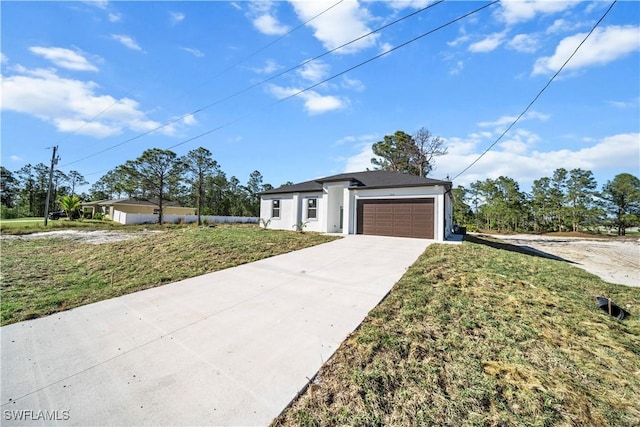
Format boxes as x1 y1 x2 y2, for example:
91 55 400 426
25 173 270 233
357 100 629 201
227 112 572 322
0 230 163 245
485 233 640 287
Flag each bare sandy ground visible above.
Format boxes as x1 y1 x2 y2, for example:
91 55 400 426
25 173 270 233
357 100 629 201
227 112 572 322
1 229 163 245
488 234 640 287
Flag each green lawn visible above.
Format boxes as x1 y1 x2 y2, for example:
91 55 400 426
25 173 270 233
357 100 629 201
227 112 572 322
0 225 339 325
273 235 640 427
0 217 44 222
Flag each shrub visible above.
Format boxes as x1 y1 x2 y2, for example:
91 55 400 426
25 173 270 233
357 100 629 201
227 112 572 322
0 205 28 219
259 218 271 229
293 220 309 233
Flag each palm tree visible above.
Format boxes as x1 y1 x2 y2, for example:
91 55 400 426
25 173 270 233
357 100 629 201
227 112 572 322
59 195 82 220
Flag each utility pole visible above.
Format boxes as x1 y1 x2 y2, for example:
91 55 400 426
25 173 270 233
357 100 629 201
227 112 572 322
43 146 59 226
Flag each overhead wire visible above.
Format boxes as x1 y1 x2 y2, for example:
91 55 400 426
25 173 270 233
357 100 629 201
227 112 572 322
60 0 446 168
54 1 344 155
451 0 618 181
166 1 498 151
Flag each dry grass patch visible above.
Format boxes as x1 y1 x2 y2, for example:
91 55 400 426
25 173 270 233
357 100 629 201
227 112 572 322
0 218 126 235
273 235 640 426
1 225 338 325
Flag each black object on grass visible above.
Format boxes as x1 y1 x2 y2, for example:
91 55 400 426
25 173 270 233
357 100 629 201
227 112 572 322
595 295 629 320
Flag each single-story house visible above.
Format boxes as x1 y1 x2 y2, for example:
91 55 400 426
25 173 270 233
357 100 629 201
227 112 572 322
82 198 196 223
259 170 453 240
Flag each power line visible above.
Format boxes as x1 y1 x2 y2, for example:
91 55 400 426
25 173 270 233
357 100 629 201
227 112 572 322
60 0 445 168
210 0 346 80
451 0 618 181
275 1 497 106
165 1 497 151
53 1 344 154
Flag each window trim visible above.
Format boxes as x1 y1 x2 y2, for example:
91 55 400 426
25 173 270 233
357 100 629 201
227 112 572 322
272 199 281 219
306 198 318 220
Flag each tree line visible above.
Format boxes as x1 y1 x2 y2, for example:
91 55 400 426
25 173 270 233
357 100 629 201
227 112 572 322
1 165 88 218
3 127 638 234
368 128 639 236
0 147 273 223
452 170 640 236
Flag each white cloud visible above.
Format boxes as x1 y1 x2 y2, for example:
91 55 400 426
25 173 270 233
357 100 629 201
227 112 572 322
10 155 23 162
498 0 581 25
497 129 541 154
29 46 98 72
182 114 197 126
290 0 378 54
449 60 464 75
545 19 585 35
1 53 8 64
507 33 539 53
108 12 121 23
297 60 330 83
181 47 204 57
267 84 347 114
478 111 550 129
170 11 185 24
340 131 640 186
253 14 289 36
336 135 356 145
607 99 638 109
0 66 180 138
379 42 393 55
343 143 375 172
447 34 470 47
252 59 280 74
469 32 505 53
434 132 640 188
342 75 365 91
448 26 470 47
304 92 347 114
230 2 242 11
111 34 143 51
337 133 385 171
248 1 289 36
533 25 640 75
85 0 108 10
386 0 432 10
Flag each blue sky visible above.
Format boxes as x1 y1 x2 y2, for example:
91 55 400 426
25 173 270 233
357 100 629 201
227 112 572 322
2 0 639 194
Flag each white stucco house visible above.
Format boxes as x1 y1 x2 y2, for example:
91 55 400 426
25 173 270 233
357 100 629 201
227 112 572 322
259 170 453 240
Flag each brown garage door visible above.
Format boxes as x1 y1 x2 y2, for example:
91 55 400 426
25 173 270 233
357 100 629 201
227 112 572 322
357 198 434 239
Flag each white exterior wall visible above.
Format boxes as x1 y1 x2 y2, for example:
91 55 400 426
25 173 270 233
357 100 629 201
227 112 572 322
260 184 450 241
444 191 454 239
260 194 295 231
300 192 324 232
324 182 350 233
260 192 323 232
342 187 352 235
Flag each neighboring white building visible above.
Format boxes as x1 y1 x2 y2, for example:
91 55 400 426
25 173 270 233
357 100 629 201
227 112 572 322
259 170 454 241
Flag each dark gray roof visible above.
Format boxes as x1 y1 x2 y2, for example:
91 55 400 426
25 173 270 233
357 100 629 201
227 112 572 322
261 170 451 195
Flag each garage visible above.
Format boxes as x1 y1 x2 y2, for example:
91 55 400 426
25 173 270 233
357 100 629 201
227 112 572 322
356 198 434 239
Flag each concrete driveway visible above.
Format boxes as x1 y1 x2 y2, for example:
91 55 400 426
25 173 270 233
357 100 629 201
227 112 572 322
1 235 430 426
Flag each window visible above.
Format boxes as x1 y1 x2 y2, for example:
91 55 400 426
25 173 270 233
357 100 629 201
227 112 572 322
307 198 317 219
272 200 280 218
